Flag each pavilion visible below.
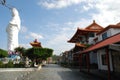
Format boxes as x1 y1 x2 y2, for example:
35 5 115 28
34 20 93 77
30 39 42 48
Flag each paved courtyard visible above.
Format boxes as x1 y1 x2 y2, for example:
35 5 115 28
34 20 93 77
0 64 104 80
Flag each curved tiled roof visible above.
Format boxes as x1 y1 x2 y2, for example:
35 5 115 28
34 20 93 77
68 20 103 43
30 39 42 47
85 20 104 31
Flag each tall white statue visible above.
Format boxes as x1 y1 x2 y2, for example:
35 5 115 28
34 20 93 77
6 8 21 52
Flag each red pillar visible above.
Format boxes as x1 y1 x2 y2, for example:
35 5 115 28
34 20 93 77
86 53 90 72
106 48 111 80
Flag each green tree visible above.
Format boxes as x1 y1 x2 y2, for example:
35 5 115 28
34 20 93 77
25 47 53 62
0 48 8 58
25 48 35 61
52 55 60 62
14 47 26 56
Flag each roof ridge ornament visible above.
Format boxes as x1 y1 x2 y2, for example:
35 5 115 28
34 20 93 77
93 20 95 23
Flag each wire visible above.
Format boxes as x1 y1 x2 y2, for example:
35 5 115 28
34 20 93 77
0 0 15 10
0 0 5 5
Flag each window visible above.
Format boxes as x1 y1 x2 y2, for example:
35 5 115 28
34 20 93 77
89 33 95 37
101 54 107 65
102 32 108 40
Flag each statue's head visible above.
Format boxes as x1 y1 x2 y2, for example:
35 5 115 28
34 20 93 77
11 8 19 17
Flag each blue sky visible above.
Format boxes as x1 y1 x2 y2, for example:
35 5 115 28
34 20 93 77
0 0 120 55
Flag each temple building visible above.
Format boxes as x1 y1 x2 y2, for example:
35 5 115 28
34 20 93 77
68 20 104 45
66 20 120 80
67 20 104 68
30 39 42 47
80 22 120 80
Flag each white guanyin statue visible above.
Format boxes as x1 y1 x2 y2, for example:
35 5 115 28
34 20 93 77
6 8 21 52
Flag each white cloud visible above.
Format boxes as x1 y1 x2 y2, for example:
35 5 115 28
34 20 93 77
38 0 84 9
91 0 120 27
24 32 44 40
29 32 43 39
37 0 120 55
66 19 92 28
19 44 31 49
43 19 94 54
39 0 120 26
42 19 93 54
83 6 90 11
74 0 120 27
25 35 30 39
82 2 94 11
44 31 74 54
20 26 28 33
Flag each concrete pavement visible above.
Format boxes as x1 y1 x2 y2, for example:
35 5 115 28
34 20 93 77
0 64 104 80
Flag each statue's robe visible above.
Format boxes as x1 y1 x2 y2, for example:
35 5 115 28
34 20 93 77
6 8 21 52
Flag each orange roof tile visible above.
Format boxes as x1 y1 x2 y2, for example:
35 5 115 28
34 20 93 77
116 22 120 25
30 39 42 47
68 20 103 43
85 20 104 31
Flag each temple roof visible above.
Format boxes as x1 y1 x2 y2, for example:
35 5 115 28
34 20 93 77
85 20 104 31
116 22 120 25
30 39 42 47
68 20 103 43
97 23 120 35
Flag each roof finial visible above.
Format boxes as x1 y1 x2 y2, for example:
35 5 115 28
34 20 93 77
93 20 95 23
34 39 38 43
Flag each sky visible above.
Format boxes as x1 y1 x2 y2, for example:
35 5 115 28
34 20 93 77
0 0 120 55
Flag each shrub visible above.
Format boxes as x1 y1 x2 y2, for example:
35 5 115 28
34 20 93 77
0 61 5 68
61 62 68 67
0 49 8 58
14 62 25 68
5 61 14 68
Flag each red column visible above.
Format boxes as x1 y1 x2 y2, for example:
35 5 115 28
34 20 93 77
106 48 111 80
86 53 90 72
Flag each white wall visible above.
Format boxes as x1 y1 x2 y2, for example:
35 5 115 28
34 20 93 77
88 37 94 44
97 49 113 71
98 34 102 42
98 28 120 42
110 28 120 36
